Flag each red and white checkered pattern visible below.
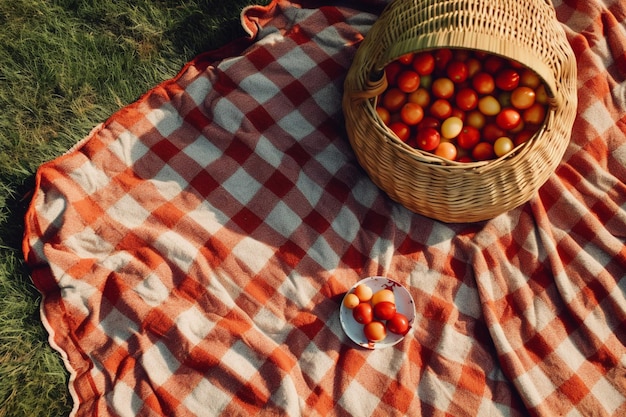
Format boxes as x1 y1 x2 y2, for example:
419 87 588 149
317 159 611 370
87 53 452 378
23 1 626 416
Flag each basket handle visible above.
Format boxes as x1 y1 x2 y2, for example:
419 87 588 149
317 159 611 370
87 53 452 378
345 71 388 103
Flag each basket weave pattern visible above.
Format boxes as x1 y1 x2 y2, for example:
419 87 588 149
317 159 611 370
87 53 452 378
343 0 577 223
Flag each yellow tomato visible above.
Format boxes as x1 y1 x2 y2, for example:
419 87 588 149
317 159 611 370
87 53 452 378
494 136 515 157
343 293 360 309
363 321 387 342
353 284 373 303
371 289 395 306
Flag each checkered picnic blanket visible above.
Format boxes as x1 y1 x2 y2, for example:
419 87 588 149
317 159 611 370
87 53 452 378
23 0 626 416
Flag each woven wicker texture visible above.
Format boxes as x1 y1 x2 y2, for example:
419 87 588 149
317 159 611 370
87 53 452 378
343 0 577 223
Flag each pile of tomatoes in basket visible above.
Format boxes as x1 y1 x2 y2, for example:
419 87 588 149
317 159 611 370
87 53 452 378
376 48 549 162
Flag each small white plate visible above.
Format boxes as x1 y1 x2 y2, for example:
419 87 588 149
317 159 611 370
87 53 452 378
340 276 415 349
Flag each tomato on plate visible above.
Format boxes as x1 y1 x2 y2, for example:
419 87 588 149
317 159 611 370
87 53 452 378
387 313 410 336
364 321 387 342
354 283 373 302
353 302 373 325
373 301 397 320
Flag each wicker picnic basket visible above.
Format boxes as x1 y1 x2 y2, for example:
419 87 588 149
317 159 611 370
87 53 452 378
343 0 577 223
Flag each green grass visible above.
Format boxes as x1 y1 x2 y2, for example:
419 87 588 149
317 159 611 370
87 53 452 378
0 1 266 415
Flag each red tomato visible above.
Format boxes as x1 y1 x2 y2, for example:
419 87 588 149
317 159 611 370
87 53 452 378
446 60 469 83
418 116 440 130
523 102 547 125
434 48 453 70
412 52 435 75
510 118 525 134
373 301 397 320
397 52 414 65
416 127 441 151
429 99 452 119
495 68 520 91
472 142 495 161
396 70 421 93
453 49 471 61
471 72 495 95
514 130 534 146
388 121 411 142
353 302 373 324
432 77 455 99
496 108 522 130
382 88 406 112
482 123 506 143
455 87 478 111
400 102 424 125
483 55 505 74
510 86 536 110
385 61 404 87
364 321 387 342
376 106 391 125
434 141 458 160
450 107 466 122
457 126 480 149
387 313 410 336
